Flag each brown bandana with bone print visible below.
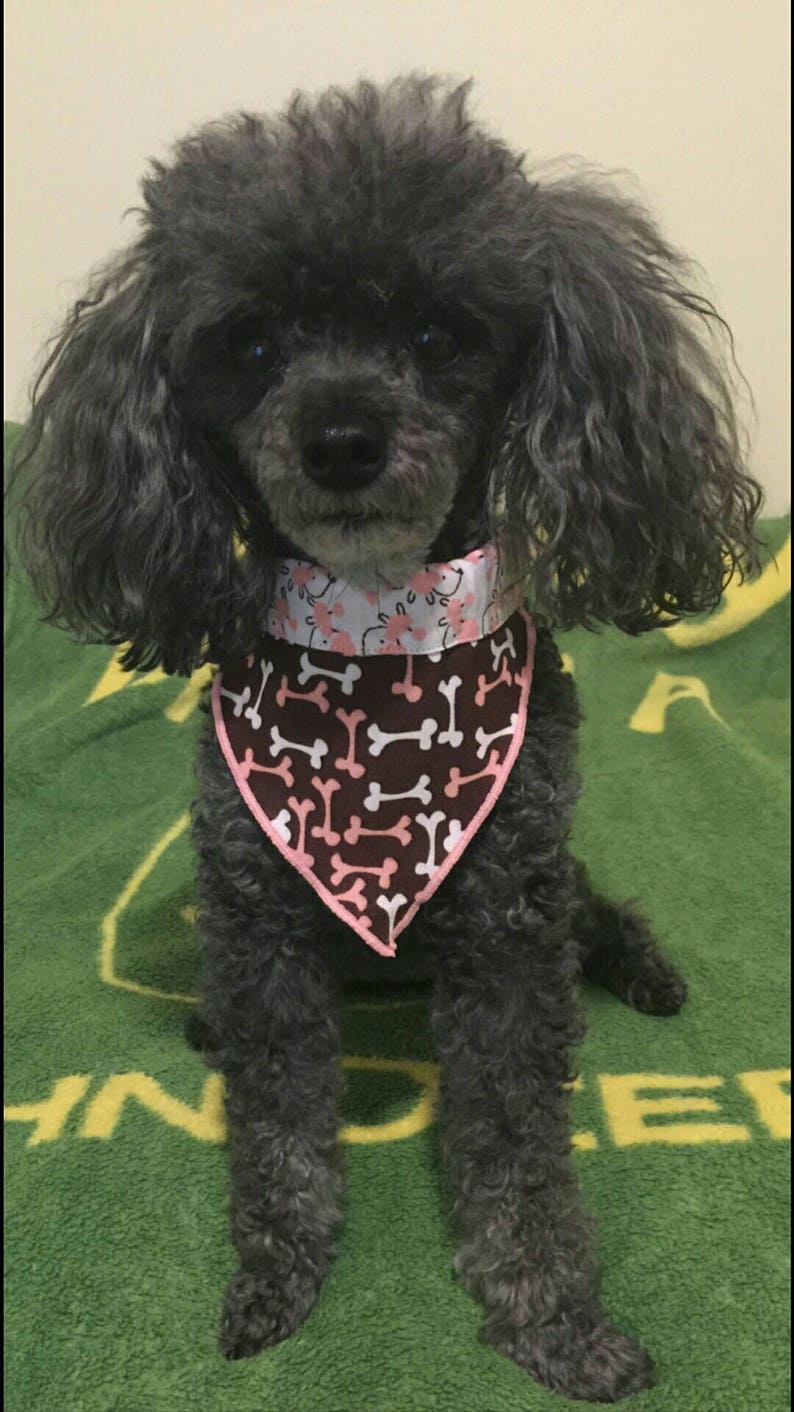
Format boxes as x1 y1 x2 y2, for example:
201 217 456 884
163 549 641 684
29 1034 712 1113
213 547 536 956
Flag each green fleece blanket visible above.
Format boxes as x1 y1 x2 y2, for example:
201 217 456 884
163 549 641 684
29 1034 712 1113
4 421 790 1412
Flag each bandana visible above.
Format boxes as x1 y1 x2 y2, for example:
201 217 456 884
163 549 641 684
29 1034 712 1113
213 546 536 956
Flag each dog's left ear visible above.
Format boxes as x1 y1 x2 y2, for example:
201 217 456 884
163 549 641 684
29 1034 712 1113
491 177 763 630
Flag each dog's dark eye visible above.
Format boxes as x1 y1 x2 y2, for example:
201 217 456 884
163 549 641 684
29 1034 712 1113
229 324 281 374
411 325 459 366
240 335 278 366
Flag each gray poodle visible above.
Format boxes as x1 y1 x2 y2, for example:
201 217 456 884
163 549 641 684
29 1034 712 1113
12 75 761 1401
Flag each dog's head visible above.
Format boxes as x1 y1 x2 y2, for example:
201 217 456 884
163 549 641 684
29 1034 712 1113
13 75 761 673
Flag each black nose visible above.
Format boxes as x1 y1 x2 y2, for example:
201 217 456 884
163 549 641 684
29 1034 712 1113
300 421 388 491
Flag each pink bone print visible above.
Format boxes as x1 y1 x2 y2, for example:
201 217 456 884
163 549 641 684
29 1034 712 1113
334 707 367 779
239 748 294 788
444 750 502 799
391 654 422 703
329 854 399 890
344 814 412 847
275 675 330 714
474 655 514 708
287 795 316 866
310 776 342 846
332 876 369 914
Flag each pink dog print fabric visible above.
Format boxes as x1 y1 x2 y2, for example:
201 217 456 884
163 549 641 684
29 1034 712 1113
213 549 536 956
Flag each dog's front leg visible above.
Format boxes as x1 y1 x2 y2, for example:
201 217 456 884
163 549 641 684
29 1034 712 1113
198 891 342 1359
432 891 654 1402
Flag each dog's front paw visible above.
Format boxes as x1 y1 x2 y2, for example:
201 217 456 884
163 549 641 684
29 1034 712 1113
621 951 687 1017
488 1314 654 1403
219 1266 322 1360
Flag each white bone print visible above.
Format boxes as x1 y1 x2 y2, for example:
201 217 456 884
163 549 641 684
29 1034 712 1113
344 814 412 847
270 724 328 770
414 811 447 877
443 819 463 853
364 776 433 812
329 854 399 889
271 808 292 843
474 713 518 759
244 659 274 729
376 892 408 939
335 708 367 778
367 718 437 757
297 653 361 696
275 675 330 713
445 751 502 798
437 674 463 746
219 682 251 717
490 627 516 667
287 795 316 866
310 776 342 846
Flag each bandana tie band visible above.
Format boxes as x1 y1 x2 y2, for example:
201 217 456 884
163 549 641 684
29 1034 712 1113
213 547 535 955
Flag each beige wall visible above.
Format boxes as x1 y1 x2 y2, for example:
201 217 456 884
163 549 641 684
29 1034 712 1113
4 0 790 512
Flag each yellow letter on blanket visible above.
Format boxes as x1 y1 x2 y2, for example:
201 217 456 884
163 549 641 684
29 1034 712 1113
81 1072 226 1142
4 1075 92 1146
629 673 725 734
737 1069 791 1139
599 1073 750 1145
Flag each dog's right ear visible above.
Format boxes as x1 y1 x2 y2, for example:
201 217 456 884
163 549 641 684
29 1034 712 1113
9 247 267 675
